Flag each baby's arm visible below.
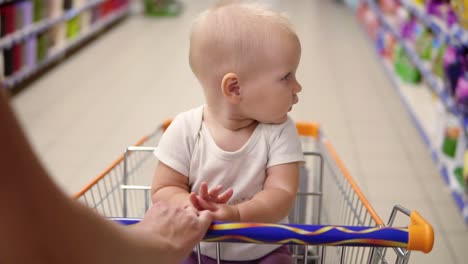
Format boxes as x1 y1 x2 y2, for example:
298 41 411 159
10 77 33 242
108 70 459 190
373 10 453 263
237 162 299 223
151 162 191 208
188 163 299 222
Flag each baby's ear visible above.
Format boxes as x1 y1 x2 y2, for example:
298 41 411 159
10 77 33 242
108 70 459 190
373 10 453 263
221 73 241 104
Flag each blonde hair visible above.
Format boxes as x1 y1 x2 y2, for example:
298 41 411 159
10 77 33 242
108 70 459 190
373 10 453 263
189 0 298 89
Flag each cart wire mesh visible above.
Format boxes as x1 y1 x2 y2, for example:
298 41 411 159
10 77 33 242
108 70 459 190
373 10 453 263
75 121 433 264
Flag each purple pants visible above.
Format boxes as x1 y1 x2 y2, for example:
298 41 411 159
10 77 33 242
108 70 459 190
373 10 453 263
181 245 293 264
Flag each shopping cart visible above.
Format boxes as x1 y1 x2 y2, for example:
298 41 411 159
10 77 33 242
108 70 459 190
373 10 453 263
75 121 434 264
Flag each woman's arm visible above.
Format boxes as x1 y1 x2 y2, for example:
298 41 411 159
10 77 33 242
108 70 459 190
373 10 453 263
0 90 212 264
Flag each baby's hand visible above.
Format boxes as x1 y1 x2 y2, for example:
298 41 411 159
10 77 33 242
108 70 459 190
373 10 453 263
189 193 240 221
189 182 233 211
210 203 240 222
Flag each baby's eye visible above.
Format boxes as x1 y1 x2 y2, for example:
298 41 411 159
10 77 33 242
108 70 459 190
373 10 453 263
281 73 292 81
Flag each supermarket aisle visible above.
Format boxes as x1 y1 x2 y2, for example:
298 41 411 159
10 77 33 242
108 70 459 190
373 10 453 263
11 0 467 263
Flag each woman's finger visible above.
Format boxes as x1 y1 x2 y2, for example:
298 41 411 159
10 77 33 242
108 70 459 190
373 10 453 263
189 192 204 211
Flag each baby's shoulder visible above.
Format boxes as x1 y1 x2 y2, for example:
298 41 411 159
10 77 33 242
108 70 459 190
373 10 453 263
172 106 204 127
164 106 204 143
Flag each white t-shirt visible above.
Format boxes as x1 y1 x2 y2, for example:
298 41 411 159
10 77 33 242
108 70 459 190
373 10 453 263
154 105 304 261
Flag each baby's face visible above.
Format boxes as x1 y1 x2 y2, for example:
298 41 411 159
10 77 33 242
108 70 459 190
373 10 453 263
239 36 302 124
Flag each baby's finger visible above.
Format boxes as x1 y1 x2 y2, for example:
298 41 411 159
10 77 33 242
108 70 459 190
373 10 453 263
208 185 223 199
217 188 234 203
197 196 218 211
200 182 210 199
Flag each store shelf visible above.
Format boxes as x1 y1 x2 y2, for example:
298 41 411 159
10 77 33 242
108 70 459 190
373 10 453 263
400 0 452 41
0 0 109 50
367 0 467 127
379 56 468 223
2 5 130 88
364 0 468 224
400 0 468 44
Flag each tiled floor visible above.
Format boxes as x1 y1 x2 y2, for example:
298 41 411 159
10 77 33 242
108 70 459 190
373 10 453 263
11 0 467 263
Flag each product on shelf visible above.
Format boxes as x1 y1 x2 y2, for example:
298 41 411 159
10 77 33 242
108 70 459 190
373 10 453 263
0 52 4 81
380 0 399 14
1 3 16 76
394 43 423 83
385 33 397 59
80 10 91 34
49 0 64 19
357 1 368 22
144 0 183 17
464 150 468 193
442 124 460 158
12 42 22 72
414 0 426 5
364 6 380 40
440 118 466 193
395 5 410 30
36 31 48 63
415 28 435 60
377 29 387 55
20 1 33 70
452 0 468 29
365 0 468 224
1 4 16 35
33 0 47 22
401 14 418 40
455 73 468 108
25 36 37 69
433 42 446 78
443 45 462 95
426 0 458 27
0 0 130 87
63 0 72 11
48 24 65 55
376 29 397 59
3 47 13 76
441 45 468 112
66 16 80 40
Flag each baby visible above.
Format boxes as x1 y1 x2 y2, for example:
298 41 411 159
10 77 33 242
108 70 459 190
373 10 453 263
151 1 304 263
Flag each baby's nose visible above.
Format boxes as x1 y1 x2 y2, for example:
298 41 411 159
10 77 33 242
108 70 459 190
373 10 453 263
293 81 302 94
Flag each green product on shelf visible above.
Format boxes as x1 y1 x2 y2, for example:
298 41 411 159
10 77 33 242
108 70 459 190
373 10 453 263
393 45 421 84
442 137 458 157
33 0 44 22
144 0 183 17
37 33 48 62
415 29 434 61
433 44 446 79
393 44 403 75
454 167 466 189
66 16 81 39
464 150 468 194
442 127 459 158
